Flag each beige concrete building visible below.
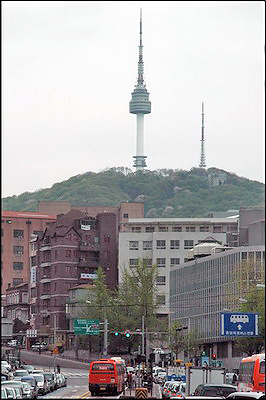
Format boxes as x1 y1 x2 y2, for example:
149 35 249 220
118 217 238 319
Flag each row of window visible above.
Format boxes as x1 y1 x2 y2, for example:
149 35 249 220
129 258 180 268
129 240 194 250
6 292 28 305
130 225 233 233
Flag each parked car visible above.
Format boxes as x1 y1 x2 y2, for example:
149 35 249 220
55 373 63 389
31 369 44 374
21 365 35 374
4 386 18 399
60 373 67 387
21 382 33 399
13 369 30 380
1 381 24 399
1 386 10 399
1 360 12 372
43 372 56 392
193 383 238 397
7 340 18 347
21 376 39 399
32 374 49 395
227 392 266 399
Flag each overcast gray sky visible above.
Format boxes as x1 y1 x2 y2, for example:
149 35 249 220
2 1 265 198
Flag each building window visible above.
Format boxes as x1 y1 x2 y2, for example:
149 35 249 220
13 278 23 286
184 240 194 249
144 258 152 267
172 226 182 232
145 227 155 232
13 229 24 239
170 258 180 267
65 249 71 258
156 240 166 249
156 276 166 285
131 226 141 232
156 295 166 305
170 240 180 249
1 229 3 237
123 213 129 218
143 241 152 250
213 225 222 233
159 226 168 232
13 262 23 271
129 241 139 250
13 246 24 256
256 251 261 261
129 259 138 268
242 252 247 261
186 226 196 232
55 250 58 259
156 258 166 268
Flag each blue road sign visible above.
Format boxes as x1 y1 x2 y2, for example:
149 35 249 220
220 312 259 337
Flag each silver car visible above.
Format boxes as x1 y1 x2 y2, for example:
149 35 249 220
21 382 33 399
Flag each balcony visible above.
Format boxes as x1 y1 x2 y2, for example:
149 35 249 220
40 294 50 300
40 262 51 267
79 242 100 252
40 245 51 251
78 258 99 268
40 274 51 283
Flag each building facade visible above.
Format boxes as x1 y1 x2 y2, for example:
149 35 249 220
170 245 265 369
38 200 144 232
118 217 238 318
32 210 118 346
1 211 56 294
5 282 29 324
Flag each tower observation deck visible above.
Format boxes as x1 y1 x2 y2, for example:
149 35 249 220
129 9 151 170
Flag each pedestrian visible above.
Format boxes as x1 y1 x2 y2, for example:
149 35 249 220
127 371 132 388
232 373 237 384
57 364 61 373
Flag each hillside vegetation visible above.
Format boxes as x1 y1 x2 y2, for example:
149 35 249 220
2 167 265 217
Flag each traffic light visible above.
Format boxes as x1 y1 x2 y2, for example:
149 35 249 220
125 332 131 338
114 332 119 336
212 353 217 360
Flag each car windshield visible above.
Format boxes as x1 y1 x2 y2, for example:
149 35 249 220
44 373 53 380
15 370 29 376
34 375 44 382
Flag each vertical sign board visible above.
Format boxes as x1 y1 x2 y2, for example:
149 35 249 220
220 312 259 337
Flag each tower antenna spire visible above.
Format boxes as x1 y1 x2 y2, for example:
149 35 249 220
129 9 151 170
199 102 206 168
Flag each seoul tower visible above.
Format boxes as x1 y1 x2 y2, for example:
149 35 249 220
130 9 151 170
199 102 206 168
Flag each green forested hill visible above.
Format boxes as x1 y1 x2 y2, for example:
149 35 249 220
2 167 265 217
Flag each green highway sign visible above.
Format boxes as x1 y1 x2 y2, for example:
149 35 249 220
74 319 100 335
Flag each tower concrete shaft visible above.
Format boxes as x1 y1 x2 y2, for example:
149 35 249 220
130 9 151 170
199 102 206 168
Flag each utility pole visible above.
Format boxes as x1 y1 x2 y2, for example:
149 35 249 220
103 318 108 356
141 315 145 356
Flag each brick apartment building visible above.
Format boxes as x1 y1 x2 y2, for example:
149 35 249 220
32 210 118 346
1 211 56 294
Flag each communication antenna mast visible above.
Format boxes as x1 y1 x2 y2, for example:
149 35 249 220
129 9 151 170
199 102 206 168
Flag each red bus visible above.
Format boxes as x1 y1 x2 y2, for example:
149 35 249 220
238 353 265 392
88 358 125 396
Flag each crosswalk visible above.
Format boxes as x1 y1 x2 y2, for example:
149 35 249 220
62 371 88 377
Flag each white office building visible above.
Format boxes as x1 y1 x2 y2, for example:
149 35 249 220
118 217 238 318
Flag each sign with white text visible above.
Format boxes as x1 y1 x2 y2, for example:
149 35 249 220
220 312 259 337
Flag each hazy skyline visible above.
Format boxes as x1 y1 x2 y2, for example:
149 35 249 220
2 1 265 198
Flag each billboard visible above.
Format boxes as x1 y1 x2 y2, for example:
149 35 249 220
220 312 259 337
